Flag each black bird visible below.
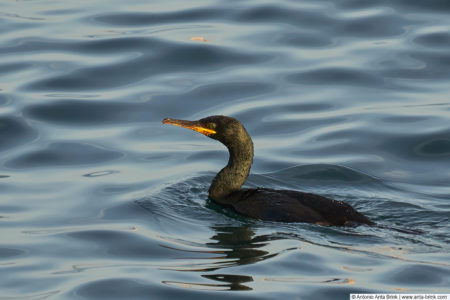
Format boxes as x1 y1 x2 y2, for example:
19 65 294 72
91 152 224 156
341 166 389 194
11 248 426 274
162 115 374 226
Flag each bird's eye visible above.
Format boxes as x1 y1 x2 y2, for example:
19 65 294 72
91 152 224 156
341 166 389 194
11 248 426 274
208 123 216 130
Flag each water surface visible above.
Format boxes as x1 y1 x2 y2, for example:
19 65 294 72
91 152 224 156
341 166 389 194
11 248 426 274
1 0 449 299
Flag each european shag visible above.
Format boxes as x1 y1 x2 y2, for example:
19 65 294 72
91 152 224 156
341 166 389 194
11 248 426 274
162 115 373 226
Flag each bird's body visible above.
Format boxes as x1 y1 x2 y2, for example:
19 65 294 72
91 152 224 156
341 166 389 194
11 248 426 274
163 115 373 226
225 188 372 225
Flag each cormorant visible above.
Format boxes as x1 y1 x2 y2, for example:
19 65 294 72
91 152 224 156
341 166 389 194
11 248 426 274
162 115 374 226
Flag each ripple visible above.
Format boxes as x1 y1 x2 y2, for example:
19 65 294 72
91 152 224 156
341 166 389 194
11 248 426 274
286 68 384 87
414 31 450 48
341 0 450 12
72 278 156 299
382 50 450 80
23 40 269 91
338 14 407 38
234 4 333 28
338 0 383 10
384 131 450 160
83 170 119 177
381 115 430 124
93 7 228 26
384 264 450 286
0 61 30 77
416 138 450 156
0 94 10 106
271 30 333 48
396 0 450 12
163 274 253 291
0 36 157 56
24 99 146 125
136 175 216 225
65 230 167 259
0 116 36 152
4 142 123 169
0 247 25 260
0 11 44 21
24 81 273 126
265 165 377 185
158 81 275 117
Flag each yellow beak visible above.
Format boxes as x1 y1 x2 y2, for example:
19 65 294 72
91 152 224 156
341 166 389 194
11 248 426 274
162 118 216 136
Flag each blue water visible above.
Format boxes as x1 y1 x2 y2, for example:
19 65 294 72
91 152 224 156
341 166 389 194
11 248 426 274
1 0 449 298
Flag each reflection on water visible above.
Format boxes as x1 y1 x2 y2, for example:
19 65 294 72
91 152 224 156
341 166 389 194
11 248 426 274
158 221 445 292
159 225 271 272
162 226 260 291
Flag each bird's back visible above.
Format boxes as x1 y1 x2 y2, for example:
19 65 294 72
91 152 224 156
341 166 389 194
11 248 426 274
225 188 374 226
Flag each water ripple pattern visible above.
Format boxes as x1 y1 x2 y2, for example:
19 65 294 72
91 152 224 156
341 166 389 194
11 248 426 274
0 0 449 299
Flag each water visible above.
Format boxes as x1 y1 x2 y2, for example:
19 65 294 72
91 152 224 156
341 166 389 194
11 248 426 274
1 0 449 298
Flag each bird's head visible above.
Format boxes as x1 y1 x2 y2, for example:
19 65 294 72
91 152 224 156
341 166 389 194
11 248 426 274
162 115 250 148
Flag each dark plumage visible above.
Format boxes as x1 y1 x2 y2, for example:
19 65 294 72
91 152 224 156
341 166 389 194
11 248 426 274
162 115 373 226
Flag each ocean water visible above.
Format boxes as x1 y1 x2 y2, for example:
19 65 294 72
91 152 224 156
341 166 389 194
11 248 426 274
1 0 449 298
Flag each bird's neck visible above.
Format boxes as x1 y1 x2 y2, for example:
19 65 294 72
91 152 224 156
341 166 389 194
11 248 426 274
208 135 254 204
